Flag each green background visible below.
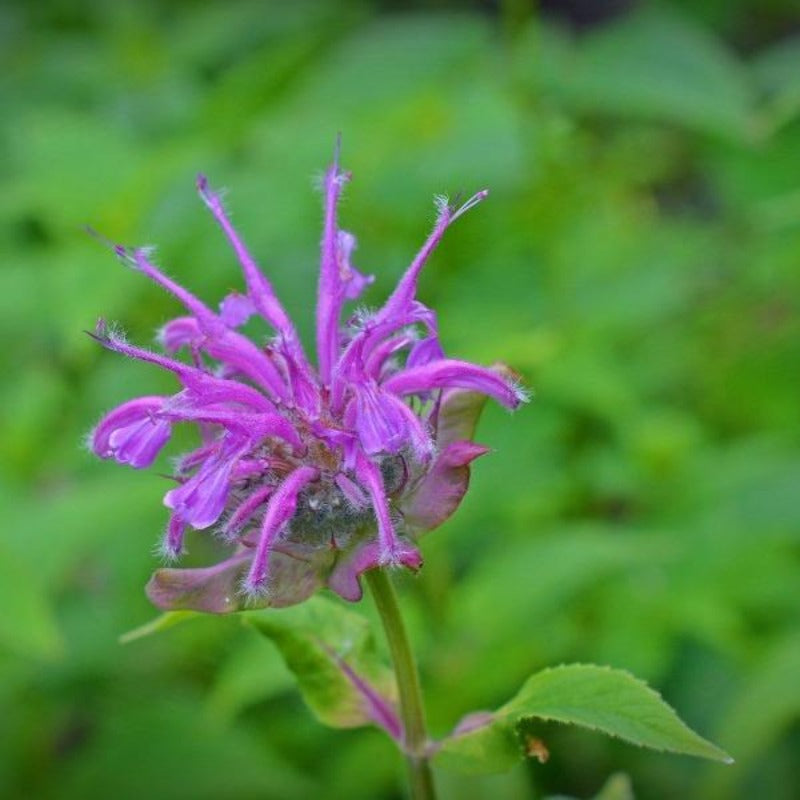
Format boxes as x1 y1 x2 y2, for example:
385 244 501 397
1 1 798 797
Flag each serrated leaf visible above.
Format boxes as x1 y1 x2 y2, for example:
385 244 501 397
246 595 401 738
435 664 731 774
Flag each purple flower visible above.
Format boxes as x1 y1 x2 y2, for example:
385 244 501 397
89 152 527 611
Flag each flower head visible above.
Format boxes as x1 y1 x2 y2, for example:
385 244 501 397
89 152 527 612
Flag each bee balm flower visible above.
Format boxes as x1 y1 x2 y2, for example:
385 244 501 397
89 154 526 612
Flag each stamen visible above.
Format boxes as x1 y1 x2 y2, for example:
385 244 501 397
449 189 489 223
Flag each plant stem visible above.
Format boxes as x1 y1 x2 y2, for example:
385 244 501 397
366 568 437 800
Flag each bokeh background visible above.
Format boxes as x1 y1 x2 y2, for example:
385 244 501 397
2 1 799 798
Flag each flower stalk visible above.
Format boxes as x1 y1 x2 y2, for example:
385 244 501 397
366 568 436 800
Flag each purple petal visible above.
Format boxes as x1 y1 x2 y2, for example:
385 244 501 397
199 330 290 402
383 359 526 409
402 440 489 534
222 485 273 538
372 199 452 327
338 231 374 301
354 454 423 569
158 316 201 353
348 382 408 455
244 466 320 594
109 417 172 469
91 396 171 468
160 514 187 560
316 157 350 385
116 248 291 401
333 302 438 401
174 377 276 414
334 473 368 509
164 440 247 529
197 175 304 348
364 333 416 379
93 322 284 409
174 442 217 474
219 292 256 327
198 176 317 404
309 420 357 452
158 405 302 450
371 191 487 329
275 335 320 416
406 335 444 369
387 398 434 463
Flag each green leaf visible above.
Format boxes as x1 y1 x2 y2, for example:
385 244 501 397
527 7 756 142
205 633 295 724
435 664 731 774
119 611 200 644
246 595 398 732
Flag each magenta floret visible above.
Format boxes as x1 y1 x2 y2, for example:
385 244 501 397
90 152 526 610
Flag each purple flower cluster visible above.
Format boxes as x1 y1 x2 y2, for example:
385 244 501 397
90 154 526 611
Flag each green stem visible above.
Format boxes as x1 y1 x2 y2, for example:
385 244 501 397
366 569 437 800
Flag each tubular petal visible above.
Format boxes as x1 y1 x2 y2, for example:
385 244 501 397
108 417 172 468
223 485 274 538
91 396 171 468
244 466 320 594
158 316 202 353
367 190 492 335
160 514 187 560
94 323 283 408
123 249 291 400
338 230 374 301
354 454 421 568
164 440 248 529
157 406 303 450
316 158 350 385
350 382 409 455
406 335 444 369
219 292 256 327
382 359 526 409
197 175 301 343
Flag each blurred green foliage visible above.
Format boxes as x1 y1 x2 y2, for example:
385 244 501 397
1 1 799 797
